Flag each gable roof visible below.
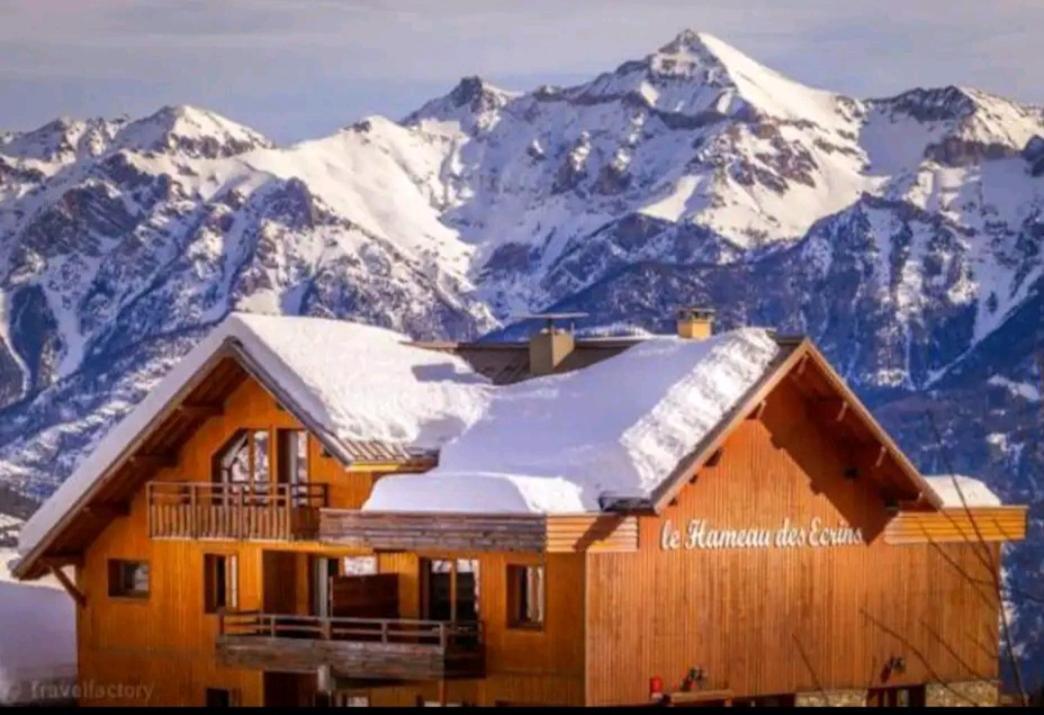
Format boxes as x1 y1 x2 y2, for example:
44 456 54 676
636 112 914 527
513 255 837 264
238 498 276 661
648 338 944 513
15 314 958 578
14 313 491 577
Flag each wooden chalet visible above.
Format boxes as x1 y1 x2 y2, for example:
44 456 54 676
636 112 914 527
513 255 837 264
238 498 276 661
12 310 1028 707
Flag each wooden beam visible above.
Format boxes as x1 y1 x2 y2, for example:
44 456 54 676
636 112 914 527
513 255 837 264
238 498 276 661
44 561 86 608
813 397 848 423
177 402 223 419
863 444 887 470
795 353 809 377
42 553 84 568
129 452 177 469
84 503 130 520
747 400 768 420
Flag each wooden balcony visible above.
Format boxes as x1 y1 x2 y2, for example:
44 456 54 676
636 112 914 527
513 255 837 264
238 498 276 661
216 611 485 681
147 482 328 541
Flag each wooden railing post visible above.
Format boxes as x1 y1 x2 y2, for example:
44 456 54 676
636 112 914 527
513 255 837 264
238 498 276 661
146 482 153 537
190 483 198 538
238 485 245 540
283 484 290 540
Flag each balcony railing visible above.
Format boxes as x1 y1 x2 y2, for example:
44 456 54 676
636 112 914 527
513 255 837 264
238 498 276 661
147 481 328 541
216 611 485 680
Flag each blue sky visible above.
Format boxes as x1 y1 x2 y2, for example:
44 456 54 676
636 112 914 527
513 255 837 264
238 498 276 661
0 0 1040 143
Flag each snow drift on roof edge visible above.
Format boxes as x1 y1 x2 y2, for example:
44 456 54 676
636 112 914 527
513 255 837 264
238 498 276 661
18 313 491 556
364 327 782 514
923 475 1001 508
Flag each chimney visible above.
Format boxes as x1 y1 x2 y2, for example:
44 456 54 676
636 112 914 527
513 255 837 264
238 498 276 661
525 312 586 376
676 307 715 340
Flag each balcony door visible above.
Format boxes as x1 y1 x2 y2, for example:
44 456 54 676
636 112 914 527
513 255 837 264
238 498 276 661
212 428 271 504
277 429 309 505
422 559 479 622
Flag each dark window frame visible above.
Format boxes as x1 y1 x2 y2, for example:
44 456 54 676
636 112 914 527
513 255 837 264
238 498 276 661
506 563 545 630
867 685 926 707
421 558 480 622
107 559 150 599
205 687 239 707
276 429 309 486
204 553 239 614
211 428 272 487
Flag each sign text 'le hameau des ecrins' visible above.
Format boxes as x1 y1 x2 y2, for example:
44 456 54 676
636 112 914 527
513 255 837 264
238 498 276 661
660 517 865 551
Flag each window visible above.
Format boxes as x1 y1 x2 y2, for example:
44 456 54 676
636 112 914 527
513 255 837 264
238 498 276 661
277 429 309 485
108 559 150 598
205 688 238 707
341 556 378 576
867 686 925 707
424 559 479 622
213 429 270 485
507 564 544 629
204 554 238 614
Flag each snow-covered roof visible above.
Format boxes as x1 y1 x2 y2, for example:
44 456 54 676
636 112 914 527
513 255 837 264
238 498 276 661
18 313 491 557
21 311 1003 566
364 328 781 514
923 475 1002 508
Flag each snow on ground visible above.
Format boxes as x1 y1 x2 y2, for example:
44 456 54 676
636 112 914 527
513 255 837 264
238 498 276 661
0 548 76 704
19 313 492 558
365 328 780 514
988 375 1041 403
923 474 1002 508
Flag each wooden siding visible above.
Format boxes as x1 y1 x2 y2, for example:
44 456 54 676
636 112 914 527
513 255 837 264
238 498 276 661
884 507 1028 545
319 511 639 554
584 378 1003 705
361 550 586 706
320 511 547 552
546 515 638 553
74 374 587 706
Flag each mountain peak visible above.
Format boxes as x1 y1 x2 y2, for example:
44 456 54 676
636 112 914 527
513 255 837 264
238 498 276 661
569 29 844 129
113 104 273 159
0 115 121 162
404 76 518 130
656 29 729 60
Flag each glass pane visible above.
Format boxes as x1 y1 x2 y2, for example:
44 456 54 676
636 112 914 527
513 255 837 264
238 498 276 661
128 562 149 594
295 432 308 483
253 430 270 482
214 557 227 608
526 567 543 623
456 559 479 621
228 555 238 609
430 559 454 574
225 433 251 484
342 556 377 575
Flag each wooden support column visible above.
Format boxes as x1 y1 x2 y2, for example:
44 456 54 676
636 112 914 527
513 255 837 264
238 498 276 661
45 561 86 608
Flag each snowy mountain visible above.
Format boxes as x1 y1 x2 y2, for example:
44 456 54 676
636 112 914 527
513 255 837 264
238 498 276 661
0 30 1041 682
